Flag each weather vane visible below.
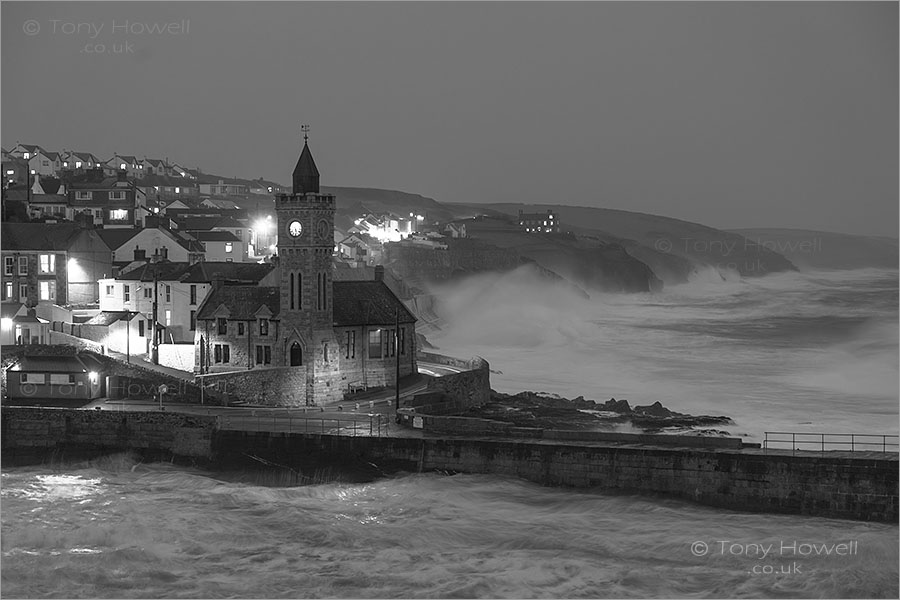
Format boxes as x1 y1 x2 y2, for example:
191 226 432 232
301 124 310 143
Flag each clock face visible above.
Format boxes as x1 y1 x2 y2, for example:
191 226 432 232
317 219 329 240
288 220 303 238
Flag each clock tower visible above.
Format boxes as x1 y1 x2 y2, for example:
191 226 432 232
275 127 340 403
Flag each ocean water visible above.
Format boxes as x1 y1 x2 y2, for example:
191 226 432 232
2 460 897 599
2 266 897 598
429 266 900 443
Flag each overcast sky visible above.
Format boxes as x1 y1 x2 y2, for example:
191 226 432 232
3 2 897 236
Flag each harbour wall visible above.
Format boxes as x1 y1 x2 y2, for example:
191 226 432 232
2 408 896 522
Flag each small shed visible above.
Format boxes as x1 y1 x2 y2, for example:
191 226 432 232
5 347 105 401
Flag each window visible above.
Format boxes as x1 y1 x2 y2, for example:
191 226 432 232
237 322 245 336
109 209 128 221
3 282 11 300
18 257 27 275
323 343 329 363
165 309 171 327
400 326 406 355
189 310 196 331
259 319 269 336
165 285 171 302
368 330 382 359
144 287 152 299
139 320 145 337
19 283 28 301
109 191 127 201
189 285 197 305
49 374 74 385
255 345 271 365
123 285 130 302
94 209 102 218
21 373 45 384
39 281 55 301
217 318 227 335
345 330 356 359
214 344 230 364
225 242 233 253
38 254 55 274
4 257 13 276
289 273 295 310
75 191 93 201
106 285 114 296
387 328 396 357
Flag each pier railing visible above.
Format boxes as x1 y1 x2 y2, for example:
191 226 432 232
217 413 386 437
763 432 900 454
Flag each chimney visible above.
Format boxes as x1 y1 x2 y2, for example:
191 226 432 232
212 272 225 290
374 265 385 282
134 247 146 261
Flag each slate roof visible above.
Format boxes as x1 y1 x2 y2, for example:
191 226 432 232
24 193 66 204
1 302 25 320
180 261 273 283
292 142 320 194
177 216 246 231
193 230 240 242
96 228 141 250
196 286 280 320
12 352 105 373
115 262 194 282
332 281 416 326
0 223 86 251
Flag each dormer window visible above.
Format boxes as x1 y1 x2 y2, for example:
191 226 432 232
259 319 269 336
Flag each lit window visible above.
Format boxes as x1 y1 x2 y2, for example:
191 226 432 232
39 281 55 301
4 282 12 300
165 310 171 326
39 254 55 274
225 242 233 253
109 209 128 221
75 161 82 168
23 153 29 159
120 163 126 169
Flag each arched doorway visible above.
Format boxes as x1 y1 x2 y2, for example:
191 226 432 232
290 342 302 366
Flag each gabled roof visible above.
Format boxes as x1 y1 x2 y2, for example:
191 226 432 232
136 174 194 187
26 193 67 204
1 302 26 320
332 281 416 327
67 151 100 163
0 223 87 251
114 261 194 282
14 143 42 154
143 158 166 167
96 228 141 250
177 216 245 231
196 286 280 320
69 177 126 190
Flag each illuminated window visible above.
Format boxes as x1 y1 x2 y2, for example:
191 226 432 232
225 242 233 253
39 281 55 301
4 282 11 300
38 254 55 274
75 161 82 168
23 153 30 159
109 209 128 221
165 309 171 326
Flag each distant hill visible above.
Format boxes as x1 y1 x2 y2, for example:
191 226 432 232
323 186 458 232
452 203 797 281
729 228 898 270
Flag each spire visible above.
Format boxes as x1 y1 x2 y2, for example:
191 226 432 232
292 124 319 194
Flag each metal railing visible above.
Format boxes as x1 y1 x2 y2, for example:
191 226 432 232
217 413 386 437
763 432 900 454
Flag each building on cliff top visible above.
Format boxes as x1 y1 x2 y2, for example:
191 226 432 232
193 133 417 405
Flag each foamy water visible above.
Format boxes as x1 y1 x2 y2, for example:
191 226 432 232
2 459 897 599
428 266 899 442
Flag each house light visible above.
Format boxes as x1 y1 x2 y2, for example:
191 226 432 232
88 371 99 384
23 153 29 159
1 318 12 330
120 163 126 169
5 170 13 175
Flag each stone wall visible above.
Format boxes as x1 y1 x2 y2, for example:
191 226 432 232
200 366 311 407
420 354 491 407
211 432 899 522
158 344 195 373
1 407 216 463
48 330 104 354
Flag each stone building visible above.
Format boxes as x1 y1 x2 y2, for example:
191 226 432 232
194 135 417 405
